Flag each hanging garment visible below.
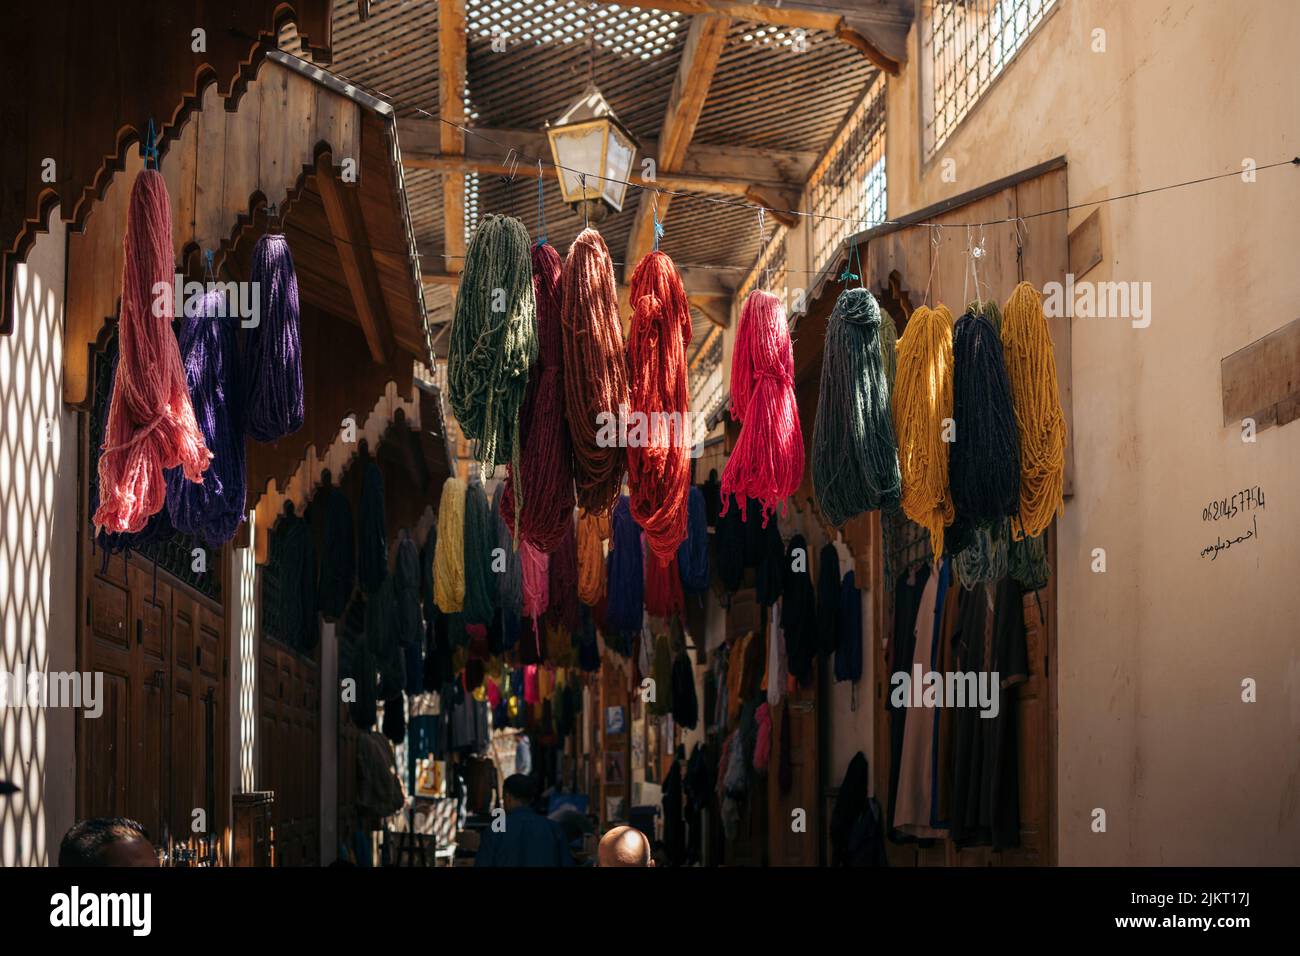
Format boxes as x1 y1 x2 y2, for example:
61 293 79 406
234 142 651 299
650 634 674 716
947 575 1029 851
715 493 746 594
892 558 952 838
887 561 931 841
833 571 862 684
781 534 817 687
670 646 698 730
753 702 772 772
829 751 887 866
356 731 404 822
766 603 787 707
266 508 318 651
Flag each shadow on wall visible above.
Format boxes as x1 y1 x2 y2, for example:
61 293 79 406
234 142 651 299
1 208 78 865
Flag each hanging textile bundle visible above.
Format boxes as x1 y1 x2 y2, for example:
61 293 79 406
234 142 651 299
394 531 423 646
716 493 746 594
1009 529 1050 591
644 552 684 620
950 308 1021 523
561 228 630 516
520 539 550 622
894 304 956 563
433 477 467 613
576 509 610 606
448 215 537 483
243 233 304 442
462 481 497 625
166 287 246 545
502 240 574 551
94 169 211 534
781 533 817 687
721 291 804 525
626 250 694 563
833 570 862 683
879 296 899 392
812 287 901 526
1001 281 1067 539
953 517 1010 589
605 496 644 633
676 486 709 594
815 542 841 657
358 459 388 594
754 518 785 608
491 484 523 618
267 505 318 652
314 473 355 621
546 517 580 632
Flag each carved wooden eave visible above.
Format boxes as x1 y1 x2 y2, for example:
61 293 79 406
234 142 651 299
0 0 333 336
65 49 432 410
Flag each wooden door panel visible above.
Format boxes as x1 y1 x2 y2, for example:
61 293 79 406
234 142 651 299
83 670 130 818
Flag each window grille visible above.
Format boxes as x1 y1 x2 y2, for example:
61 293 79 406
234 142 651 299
810 75 887 274
923 0 1057 158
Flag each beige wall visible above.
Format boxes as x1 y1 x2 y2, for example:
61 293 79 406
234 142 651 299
0 209 79 865
888 0 1300 864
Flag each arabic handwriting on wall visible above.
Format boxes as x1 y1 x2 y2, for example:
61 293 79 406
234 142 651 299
1199 513 1259 561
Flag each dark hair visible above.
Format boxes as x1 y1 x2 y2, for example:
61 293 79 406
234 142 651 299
58 817 151 867
502 774 536 804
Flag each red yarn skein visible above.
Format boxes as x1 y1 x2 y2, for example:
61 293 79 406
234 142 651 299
626 251 693 565
720 290 804 525
561 228 629 517
94 169 211 534
502 240 575 551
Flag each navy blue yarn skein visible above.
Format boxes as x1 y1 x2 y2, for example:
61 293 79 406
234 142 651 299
167 287 246 545
243 234 304 442
677 486 709 593
950 310 1021 522
606 495 644 633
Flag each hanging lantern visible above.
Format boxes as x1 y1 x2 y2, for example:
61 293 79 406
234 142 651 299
546 84 638 221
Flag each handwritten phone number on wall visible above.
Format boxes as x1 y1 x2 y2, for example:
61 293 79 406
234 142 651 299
1201 486 1265 523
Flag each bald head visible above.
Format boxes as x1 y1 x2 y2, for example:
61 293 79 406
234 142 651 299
597 826 654 867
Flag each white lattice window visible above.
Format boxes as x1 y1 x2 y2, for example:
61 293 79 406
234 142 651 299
810 74 887 275
922 0 1058 159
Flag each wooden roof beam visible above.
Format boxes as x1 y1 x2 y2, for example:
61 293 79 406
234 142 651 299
439 0 467 275
625 14 731 280
316 153 396 363
589 1 909 73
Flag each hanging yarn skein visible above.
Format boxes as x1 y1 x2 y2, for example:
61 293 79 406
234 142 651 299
1001 281 1067 540
491 484 523 619
720 290 804 526
462 481 497 625
950 309 1021 522
953 517 1010 589
433 477 467 613
576 509 609 606
677 486 709 594
626 250 693 563
561 228 629 516
520 539 550 623
166 287 245 545
449 214 537 482
893 304 956 563
502 239 574 551
243 233 305 442
546 517 580 632
605 496 644 634
811 287 901 525
94 169 211 534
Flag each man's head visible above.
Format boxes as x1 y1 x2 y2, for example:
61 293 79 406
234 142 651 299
597 825 654 867
501 774 536 812
59 818 157 867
